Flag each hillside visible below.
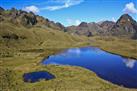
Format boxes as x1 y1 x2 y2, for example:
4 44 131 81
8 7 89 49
0 7 65 31
0 7 89 57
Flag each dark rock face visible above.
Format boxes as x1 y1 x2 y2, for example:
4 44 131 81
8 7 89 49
19 12 37 26
110 14 137 38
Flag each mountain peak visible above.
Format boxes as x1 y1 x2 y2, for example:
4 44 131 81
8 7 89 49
110 13 137 38
121 14 131 17
117 14 135 24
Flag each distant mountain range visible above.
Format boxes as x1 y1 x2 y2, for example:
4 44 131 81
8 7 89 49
0 7 137 39
66 14 137 39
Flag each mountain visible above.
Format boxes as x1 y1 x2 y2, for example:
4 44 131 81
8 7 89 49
66 14 137 39
0 7 137 39
110 14 137 38
0 7 65 31
66 21 116 36
0 7 85 52
66 22 104 36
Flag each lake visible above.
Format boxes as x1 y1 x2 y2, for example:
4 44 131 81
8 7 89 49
42 47 137 88
23 71 55 83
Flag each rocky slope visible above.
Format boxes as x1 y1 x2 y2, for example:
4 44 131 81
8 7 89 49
66 14 137 39
110 14 137 38
0 7 137 39
66 22 104 36
99 21 115 31
66 21 114 36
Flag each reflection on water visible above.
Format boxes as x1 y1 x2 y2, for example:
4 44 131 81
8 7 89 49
60 48 81 57
123 59 136 68
42 47 137 88
68 48 81 54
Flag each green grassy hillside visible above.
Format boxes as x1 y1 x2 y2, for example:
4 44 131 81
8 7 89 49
0 22 89 57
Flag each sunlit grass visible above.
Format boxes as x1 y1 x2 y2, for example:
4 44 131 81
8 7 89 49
90 36 137 59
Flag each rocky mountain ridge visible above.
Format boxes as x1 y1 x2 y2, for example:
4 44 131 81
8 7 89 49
66 14 137 39
0 7 65 31
0 7 137 39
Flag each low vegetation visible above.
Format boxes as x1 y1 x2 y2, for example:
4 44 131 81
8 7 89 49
0 22 137 91
90 36 137 59
1 49 137 91
1 37 137 91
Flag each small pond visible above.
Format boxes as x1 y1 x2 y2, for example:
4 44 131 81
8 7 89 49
42 47 137 88
23 71 55 83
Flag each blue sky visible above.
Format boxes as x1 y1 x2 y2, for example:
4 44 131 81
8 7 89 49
0 0 137 26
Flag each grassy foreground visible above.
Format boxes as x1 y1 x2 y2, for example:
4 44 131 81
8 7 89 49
1 45 137 91
0 52 136 91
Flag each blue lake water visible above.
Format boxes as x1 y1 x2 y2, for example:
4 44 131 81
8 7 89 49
42 47 137 88
23 71 55 83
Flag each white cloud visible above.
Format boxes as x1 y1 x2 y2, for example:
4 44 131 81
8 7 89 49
112 17 116 22
41 0 84 11
123 2 137 14
23 5 39 13
66 18 81 26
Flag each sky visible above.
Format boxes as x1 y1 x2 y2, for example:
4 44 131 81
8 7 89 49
0 0 137 26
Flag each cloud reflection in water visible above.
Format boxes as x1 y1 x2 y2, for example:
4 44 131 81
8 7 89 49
123 59 136 68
